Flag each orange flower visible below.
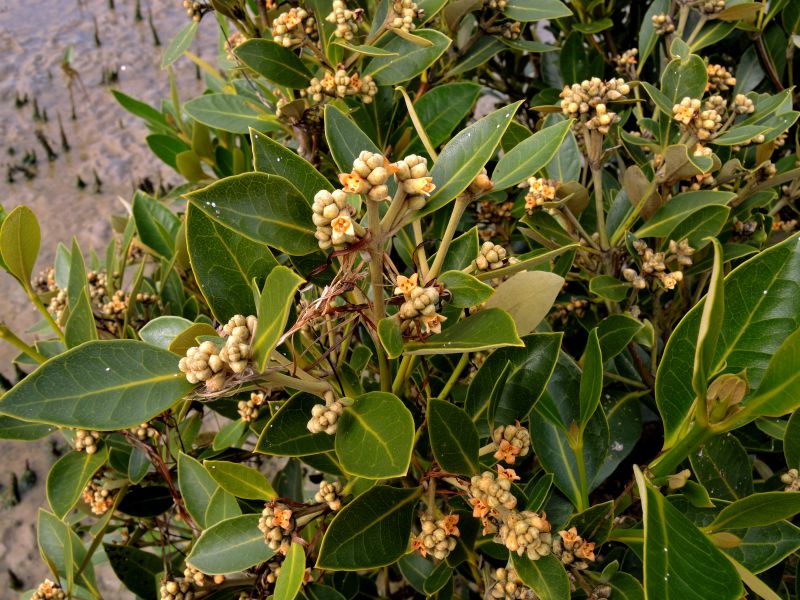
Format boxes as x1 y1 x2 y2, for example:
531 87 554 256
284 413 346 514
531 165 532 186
470 497 490 519
339 171 368 194
411 536 427 557
422 313 446 334
404 176 436 196
331 215 355 235
559 527 580 546
273 508 294 530
385 157 400 174
576 540 596 562
494 439 521 464
395 274 418 297
497 465 520 481
441 514 460 537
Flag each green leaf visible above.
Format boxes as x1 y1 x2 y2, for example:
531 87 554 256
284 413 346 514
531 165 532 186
251 128 332 204
103 544 164 600
501 0 571 22
484 271 564 336
447 36 505 77
431 227 479 272
690 435 753 501
378 317 404 359
147 134 189 170
64 289 98 348
438 270 494 308
47 448 108 518
212 419 247 452
589 275 629 302
324 105 381 173
104 544 162 600
37 509 73 586
256 392 335 456
596 314 643 360
67 237 87 310
168 322 219 356
709 492 800 531
186 204 277 324
275 543 306 600
204 460 277 501
723 520 800 574
405 83 482 154
511 553 570 600
404 308 524 355
316 485 420 569
525 473 554 511
234 39 313 88
0 416 56 440
335 391 414 479
187 514 275 574
656 235 800 447
111 90 169 130
633 465 743 600
184 94 269 134
742 327 800 418
491 119 572 190
139 317 193 349
661 53 708 108
784 409 800 467
712 125 771 145
178 452 218 529
252 265 305 371
421 102 522 217
692 238 724 400
0 205 39 288
204 485 243 527
634 190 735 238
161 20 197 67
0 340 193 430
363 29 451 85
333 40 399 55
607 571 645 600
187 172 317 256
132 191 180 258
579 329 603 426
427 399 479 475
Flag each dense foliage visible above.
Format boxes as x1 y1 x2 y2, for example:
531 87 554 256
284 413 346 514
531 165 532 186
2 0 800 598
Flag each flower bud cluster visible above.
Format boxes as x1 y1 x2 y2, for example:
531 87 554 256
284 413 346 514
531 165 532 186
225 31 246 61
468 468 518 526
701 0 725 14
614 48 638 77
32 579 66 600
489 567 537 600
560 78 631 134
33 267 57 293
552 527 596 570
706 64 736 92
307 390 344 434
475 242 516 271
315 479 343 510
326 0 359 40
160 578 195 600
395 274 447 337
484 0 508 9
588 585 613 600
412 514 460 560
552 297 588 323
183 565 224 587
396 154 435 209
672 97 723 140
497 510 553 560
733 93 755 115
131 422 159 441
178 315 258 391
492 422 531 464
272 8 316 48
344 151 394 201
623 239 691 291
74 429 101 454
652 13 675 35
668 239 695 266
390 0 419 32
182 0 204 22
525 177 558 212
312 189 359 250
501 21 522 40
238 391 266 422
306 69 377 104
781 468 799 492
258 502 296 554
82 480 114 515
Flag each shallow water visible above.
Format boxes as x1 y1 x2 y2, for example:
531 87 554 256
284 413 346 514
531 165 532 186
0 0 215 592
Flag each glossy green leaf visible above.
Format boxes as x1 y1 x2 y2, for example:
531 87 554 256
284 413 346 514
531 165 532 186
511 553 569 600
251 128 332 204
256 392 335 456
692 238 725 399
0 416 56 440
589 275 629 302
709 492 800 531
364 29 451 85
0 205 39 287
139 316 192 349
335 391 414 479
421 102 522 217
639 0 670 66
492 119 572 190
104 544 161 600
438 270 494 308
784 410 800 467
324 104 381 173
404 308 524 355
234 39 313 88
597 314 643 360
161 21 197 67
501 0 570 22
723 520 800 574
188 514 275 574
275 543 306 600
634 191 734 238
447 36 504 77
661 53 708 108
132 191 180 258
316 485 420 569
111 90 169 131
186 204 277 324
252 265 305 370
656 236 800 447
634 466 743 600
47 448 108 518
204 460 276 501
0 340 193 430
525 473 554 511
427 399 479 475
378 317 404 359
188 173 317 256
404 83 482 155
579 329 602 426
690 435 753 501
211 418 247 452
184 93 269 134
333 40 399 55
743 327 800 419
64 289 98 348
484 271 564 336
178 452 220 529
167 322 219 356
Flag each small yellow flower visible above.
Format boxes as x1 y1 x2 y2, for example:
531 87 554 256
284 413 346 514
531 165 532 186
403 176 436 196
395 274 419 297
497 465 520 481
339 171 368 194
330 214 355 236
422 313 446 334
